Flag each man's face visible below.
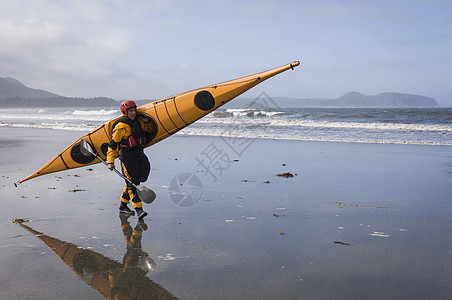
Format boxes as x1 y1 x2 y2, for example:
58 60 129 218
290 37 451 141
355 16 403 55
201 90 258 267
127 107 137 120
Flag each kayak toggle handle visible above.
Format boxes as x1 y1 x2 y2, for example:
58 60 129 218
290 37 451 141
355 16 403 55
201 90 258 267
290 61 301 70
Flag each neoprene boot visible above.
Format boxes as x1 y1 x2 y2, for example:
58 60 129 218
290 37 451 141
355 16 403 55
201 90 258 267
136 207 148 219
119 202 135 215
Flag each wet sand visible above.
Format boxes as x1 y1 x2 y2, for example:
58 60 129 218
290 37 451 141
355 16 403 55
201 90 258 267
1 126 452 299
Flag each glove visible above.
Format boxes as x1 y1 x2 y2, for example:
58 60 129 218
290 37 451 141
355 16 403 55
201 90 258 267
138 115 151 123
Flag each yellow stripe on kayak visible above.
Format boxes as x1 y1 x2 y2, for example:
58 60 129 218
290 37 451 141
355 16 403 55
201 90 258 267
17 61 300 184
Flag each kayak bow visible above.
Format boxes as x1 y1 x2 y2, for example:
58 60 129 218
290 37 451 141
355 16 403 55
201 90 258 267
16 61 300 185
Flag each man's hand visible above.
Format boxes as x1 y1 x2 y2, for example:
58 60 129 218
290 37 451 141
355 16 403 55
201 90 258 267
139 115 150 123
107 163 115 171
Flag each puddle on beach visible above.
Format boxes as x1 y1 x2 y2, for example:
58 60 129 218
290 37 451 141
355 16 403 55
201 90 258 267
2 129 452 299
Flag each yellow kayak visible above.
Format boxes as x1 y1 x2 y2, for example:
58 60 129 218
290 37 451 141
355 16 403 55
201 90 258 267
17 61 300 184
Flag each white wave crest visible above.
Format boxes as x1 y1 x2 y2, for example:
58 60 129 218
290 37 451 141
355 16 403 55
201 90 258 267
71 109 118 116
176 127 452 146
0 122 94 131
224 108 283 117
198 118 452 132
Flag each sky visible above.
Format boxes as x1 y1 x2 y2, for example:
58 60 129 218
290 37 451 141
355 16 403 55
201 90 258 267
1 0 452 106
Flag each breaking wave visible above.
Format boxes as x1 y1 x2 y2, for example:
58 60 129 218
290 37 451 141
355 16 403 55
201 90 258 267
1 107 451 146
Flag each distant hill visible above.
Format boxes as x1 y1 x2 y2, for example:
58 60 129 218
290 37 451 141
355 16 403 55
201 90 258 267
0 77 60 99
0 77 439 108
335 91 438 108
227 91 438 108
0 77 117 107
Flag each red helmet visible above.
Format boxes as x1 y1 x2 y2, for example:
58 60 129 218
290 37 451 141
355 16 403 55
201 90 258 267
120 100 137 116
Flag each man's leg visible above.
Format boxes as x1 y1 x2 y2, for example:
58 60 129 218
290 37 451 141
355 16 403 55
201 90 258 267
118 163 135 215
122 160 147 219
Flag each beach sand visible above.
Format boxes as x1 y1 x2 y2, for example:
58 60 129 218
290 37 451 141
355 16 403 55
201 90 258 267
1 126 452 299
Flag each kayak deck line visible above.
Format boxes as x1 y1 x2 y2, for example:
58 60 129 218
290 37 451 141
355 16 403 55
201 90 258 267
153 101 170 135
59 153 70 169
163 99 180 130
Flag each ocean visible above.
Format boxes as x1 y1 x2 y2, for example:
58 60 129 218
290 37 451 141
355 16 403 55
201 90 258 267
1 106 451 146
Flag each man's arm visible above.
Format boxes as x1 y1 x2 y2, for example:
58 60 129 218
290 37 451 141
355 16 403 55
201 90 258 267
106 127 125 170
138 115 155 133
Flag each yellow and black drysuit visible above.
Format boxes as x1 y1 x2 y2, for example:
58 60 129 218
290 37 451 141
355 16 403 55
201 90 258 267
107 115 155 208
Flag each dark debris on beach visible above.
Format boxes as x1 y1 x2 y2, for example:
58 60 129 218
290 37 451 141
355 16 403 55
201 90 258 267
276 172 297 178
334 241 352 246
12 218 29 224
273 213 285 217
69 189 86 193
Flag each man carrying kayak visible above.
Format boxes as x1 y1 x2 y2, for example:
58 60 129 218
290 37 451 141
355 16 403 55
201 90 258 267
107 100 155 219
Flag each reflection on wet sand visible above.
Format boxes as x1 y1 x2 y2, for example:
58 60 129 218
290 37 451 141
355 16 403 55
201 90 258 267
20 216 177 300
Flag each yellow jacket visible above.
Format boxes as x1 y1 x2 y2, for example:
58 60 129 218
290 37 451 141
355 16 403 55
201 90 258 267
107 116 155 164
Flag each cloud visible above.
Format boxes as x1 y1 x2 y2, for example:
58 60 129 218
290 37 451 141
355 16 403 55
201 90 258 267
0 1 138 95
1 0 451 105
